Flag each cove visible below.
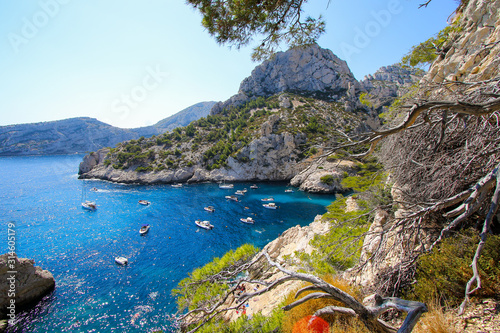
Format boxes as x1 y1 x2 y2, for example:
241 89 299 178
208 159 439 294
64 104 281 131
0 155 336 332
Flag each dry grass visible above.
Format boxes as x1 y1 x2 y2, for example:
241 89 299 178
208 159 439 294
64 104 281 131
281 275 369 333
281 275 458 333
413 300 458 333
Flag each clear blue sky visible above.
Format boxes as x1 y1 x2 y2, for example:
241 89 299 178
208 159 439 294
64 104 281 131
0 0 458 128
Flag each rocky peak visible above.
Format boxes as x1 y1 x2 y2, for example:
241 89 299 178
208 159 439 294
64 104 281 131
240 43 359 98
210 44 361 115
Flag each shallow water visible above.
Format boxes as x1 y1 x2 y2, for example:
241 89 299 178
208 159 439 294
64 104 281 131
0 155 336 332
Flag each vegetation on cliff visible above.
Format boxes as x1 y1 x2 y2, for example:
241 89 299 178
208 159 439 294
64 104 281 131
99 94 370 175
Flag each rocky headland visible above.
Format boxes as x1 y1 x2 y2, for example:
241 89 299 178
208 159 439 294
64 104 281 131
78 45 419 192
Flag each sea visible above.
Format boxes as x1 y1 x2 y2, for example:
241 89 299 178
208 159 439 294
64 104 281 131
0 155 336 332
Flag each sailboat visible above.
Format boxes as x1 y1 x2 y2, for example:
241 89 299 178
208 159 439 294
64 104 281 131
219 181 234 189
81 185 97 211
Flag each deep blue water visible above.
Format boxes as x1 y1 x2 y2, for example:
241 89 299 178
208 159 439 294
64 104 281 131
0 155 336 332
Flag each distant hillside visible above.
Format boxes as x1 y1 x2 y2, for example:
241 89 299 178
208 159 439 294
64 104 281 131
153 101 216 132
0 102 216 156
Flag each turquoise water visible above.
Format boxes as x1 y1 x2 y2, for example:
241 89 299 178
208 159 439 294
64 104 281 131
0 155 336 332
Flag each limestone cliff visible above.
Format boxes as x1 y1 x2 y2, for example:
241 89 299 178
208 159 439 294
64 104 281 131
79 44 421 190
210 44 363 116
359 64 425 113
223 216 331 321
424 0 500 84
0 254 55 319
344 0 500 293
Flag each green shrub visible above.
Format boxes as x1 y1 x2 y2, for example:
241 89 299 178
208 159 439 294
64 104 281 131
297 196 371 275
406 228 500 306
136 166 153 172
196 308 284 333
401 22 462 69
173 244 259 313
359 92 373 107
320 174 335 185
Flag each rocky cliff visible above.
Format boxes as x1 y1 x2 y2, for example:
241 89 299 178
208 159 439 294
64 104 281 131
0 254 55 319
359 64 425 113
223 216 331 321
345 0 500 298
0 102 215 156
210 43 363 115
79 93 373 189
424 0 500 85
79 45 421 191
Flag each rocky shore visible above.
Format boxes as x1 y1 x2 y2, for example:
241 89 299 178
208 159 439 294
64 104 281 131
0 254 55 325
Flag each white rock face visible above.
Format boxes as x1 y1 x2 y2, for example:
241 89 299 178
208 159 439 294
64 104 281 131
224 216 331 321
290 159 358 193
239 44 359 98
359 64 424 112
210 44 362 116
424 0 500 84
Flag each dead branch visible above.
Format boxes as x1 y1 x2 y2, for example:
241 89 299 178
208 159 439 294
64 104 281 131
459 165 500 314
325 96 500 157
177 249 428 333
263 252 427 333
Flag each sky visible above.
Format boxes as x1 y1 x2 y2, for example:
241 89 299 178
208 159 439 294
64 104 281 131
0 0 459 129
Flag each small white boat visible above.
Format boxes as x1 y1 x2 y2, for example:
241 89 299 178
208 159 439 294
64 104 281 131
219 183 234 189
240 217 255 224
285 189 294 193
140 224 150 235
138 200 150 206
82 201 97 211
261 197 274 202
90 187 99 192
235 190 245 196
204 206 215 212
250 184 259 189
263 202 278 209
225 195 239 202
172 183 183 188
115 257 128 265
195 220 214 230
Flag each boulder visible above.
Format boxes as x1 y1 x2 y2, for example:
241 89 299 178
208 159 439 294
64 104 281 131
0 254 55 319
290 159 358 193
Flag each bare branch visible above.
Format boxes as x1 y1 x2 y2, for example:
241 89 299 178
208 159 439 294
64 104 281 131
459 167 500 314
